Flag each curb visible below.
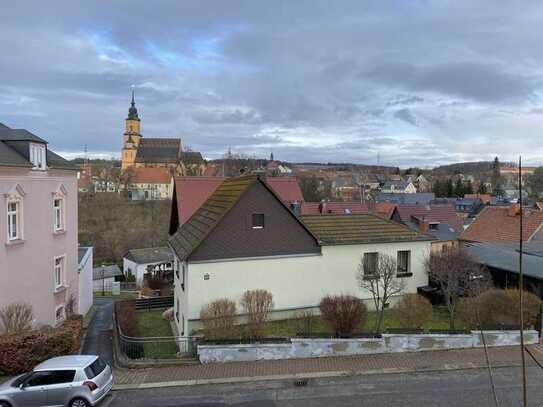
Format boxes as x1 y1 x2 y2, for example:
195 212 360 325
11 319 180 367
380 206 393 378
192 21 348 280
112 362 522 391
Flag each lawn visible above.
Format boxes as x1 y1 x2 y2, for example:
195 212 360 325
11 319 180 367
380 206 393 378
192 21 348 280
94 291 139 300
134 310 179 359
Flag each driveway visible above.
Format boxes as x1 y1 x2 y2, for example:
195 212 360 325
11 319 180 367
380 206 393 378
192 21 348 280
82 297 114 365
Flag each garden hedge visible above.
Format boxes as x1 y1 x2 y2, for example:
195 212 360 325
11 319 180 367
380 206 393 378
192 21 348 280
0 318 82 375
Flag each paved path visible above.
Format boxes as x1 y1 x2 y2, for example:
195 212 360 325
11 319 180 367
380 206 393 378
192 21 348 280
113 344 543 387
82 297 114 365
108 366 543 406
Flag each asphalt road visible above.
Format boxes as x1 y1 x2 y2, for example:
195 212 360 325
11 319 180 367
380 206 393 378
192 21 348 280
104 366 543 407
82 297 114 365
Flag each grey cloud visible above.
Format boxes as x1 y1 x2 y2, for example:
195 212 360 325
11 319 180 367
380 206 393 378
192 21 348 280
394 108 419 126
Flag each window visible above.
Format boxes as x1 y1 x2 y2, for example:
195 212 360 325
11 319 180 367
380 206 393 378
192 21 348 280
397 250 411 276
84 358 107 379
53 198 64 232
54 256 65 289
363 252 378 278
48 370 75 384
7 201 20 240
29 143 46 170
25 371 54 387
252 213 265 229
428 223 438 230
55 305 65 322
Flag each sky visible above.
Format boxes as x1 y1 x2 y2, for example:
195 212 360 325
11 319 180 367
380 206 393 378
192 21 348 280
1 1 543 168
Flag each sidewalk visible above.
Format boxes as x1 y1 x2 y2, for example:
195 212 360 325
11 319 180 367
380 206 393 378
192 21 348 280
113 344 543 389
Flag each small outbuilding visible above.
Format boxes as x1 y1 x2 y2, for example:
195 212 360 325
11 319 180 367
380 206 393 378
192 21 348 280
123 247 174 287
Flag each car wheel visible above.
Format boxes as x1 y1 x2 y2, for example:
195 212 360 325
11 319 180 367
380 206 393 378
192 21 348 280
0 401 12 407
70 398 90 407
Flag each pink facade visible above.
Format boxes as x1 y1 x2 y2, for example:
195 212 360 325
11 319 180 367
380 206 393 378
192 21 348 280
0 166 79 328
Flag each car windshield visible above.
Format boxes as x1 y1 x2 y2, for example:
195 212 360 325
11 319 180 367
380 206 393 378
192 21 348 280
11 373 31 387
84 358 107 379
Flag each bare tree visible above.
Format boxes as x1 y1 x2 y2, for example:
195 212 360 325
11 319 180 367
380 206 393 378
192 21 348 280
357 253 406 333
425 247 491 329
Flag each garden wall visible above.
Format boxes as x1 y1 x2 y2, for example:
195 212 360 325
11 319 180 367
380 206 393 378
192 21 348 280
198 330 539 363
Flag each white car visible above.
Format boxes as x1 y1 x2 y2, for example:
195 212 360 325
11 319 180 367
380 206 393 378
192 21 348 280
0 355 113 407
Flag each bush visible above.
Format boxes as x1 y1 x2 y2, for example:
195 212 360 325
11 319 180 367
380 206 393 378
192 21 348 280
457 289 541 329
295 310 318 336
0 319 82 375
394 294 433 329
0 303 33 335
319 295 367 337
116 301 138 336
146 276 169 290
240 290 274 340
200 299 237 340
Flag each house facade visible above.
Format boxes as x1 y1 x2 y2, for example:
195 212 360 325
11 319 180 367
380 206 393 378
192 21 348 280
0 123 82 328
126 167 173 200
169 175 432 336
123 246 174 287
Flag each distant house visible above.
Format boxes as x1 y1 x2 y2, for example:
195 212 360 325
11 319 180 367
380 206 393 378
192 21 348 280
454 198 485 217
93 265 123 292
168 175 432 335
415 174 431 193
464 193 491 205
377 192 435 205
381 180 417 194
397 204 462 253
459 205 543 245
92 178 118 193
123 246 175 287
77 163 92 193
301 201 401 222
126 167 173 200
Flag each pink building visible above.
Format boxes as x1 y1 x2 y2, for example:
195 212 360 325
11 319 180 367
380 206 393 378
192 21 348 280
0 123 89 329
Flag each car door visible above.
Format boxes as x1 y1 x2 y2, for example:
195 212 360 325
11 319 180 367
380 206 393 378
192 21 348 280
11 371 52 407
45 370 77 407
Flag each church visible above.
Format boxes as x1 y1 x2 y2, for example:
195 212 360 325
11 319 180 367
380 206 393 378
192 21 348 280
121 92 205 175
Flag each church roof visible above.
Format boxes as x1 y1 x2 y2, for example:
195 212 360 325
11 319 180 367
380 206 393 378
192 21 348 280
127 90 139 121
135 138 181 164
179 151 204 164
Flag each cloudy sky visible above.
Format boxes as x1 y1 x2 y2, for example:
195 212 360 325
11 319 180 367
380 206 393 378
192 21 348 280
1 1 543 167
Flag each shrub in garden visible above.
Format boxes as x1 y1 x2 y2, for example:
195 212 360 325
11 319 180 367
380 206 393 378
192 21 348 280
200 298 237 340
240 290 274 340
295 310 318 336
0 303 33 335
0 319 82 375
458 289 541 329
394 294 433 329
116 301 138 336
319 295 367 337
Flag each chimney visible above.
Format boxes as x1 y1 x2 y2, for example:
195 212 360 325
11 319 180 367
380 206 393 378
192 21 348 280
508 204 521 217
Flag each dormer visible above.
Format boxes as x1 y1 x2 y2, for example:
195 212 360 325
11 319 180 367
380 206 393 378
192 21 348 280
29 142 47 170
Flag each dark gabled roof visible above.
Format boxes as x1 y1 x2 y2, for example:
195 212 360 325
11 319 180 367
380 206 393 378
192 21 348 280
93 265 122 280
0 124 47 143
0 123 75 169
169 176 257 260
300 213 433 245
179 151 204 164
377 192 435 205
135 138 181 164
124 246 174 264
0 140 32 168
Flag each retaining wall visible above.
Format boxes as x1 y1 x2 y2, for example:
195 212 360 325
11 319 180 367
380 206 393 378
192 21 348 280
197 330 539 364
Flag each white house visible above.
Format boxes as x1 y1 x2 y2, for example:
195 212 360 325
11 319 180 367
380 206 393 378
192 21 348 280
168 176 433 336
92 265 122 292
381 180 417 194
78 247 93 315
123 246 174 287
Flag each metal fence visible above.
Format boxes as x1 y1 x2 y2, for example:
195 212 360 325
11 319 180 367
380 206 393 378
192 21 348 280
115 297 200 362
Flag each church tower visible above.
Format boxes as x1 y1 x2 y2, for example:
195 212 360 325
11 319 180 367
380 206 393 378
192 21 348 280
121 90 142 170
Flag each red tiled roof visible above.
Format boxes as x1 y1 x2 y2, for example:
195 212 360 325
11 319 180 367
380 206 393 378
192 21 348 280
397 204 463 231
131 167 172 184
173 176 304 225
464 194 491 204
265 177 304 203
300 201 397 220
459 206 543 243
203 164 220 177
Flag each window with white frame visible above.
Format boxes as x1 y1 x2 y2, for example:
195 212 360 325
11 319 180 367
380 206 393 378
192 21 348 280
397 250 411 276
29 143 47 170
54 256 65 289
7 200 20 240
53 198 64 232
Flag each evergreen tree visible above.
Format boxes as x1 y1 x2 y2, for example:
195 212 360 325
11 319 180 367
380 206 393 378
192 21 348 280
491 156 503 196
454 178 464 197
464 180 474 195
446 178 454 197
477 183 488 194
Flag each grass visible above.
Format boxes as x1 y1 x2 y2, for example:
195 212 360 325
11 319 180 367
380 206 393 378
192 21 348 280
94 291 139 300
135 310 178 359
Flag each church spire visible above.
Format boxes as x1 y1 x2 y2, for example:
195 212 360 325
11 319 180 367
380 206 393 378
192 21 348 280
127 88 139 120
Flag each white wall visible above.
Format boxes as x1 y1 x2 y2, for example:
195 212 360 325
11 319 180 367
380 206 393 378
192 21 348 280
174 241 431 335
78 247 93 315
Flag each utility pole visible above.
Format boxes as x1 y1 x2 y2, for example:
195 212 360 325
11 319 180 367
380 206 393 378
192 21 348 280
519 155 527 407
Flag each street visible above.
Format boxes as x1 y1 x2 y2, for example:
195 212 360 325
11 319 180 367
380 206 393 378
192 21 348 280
106 366 543 407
